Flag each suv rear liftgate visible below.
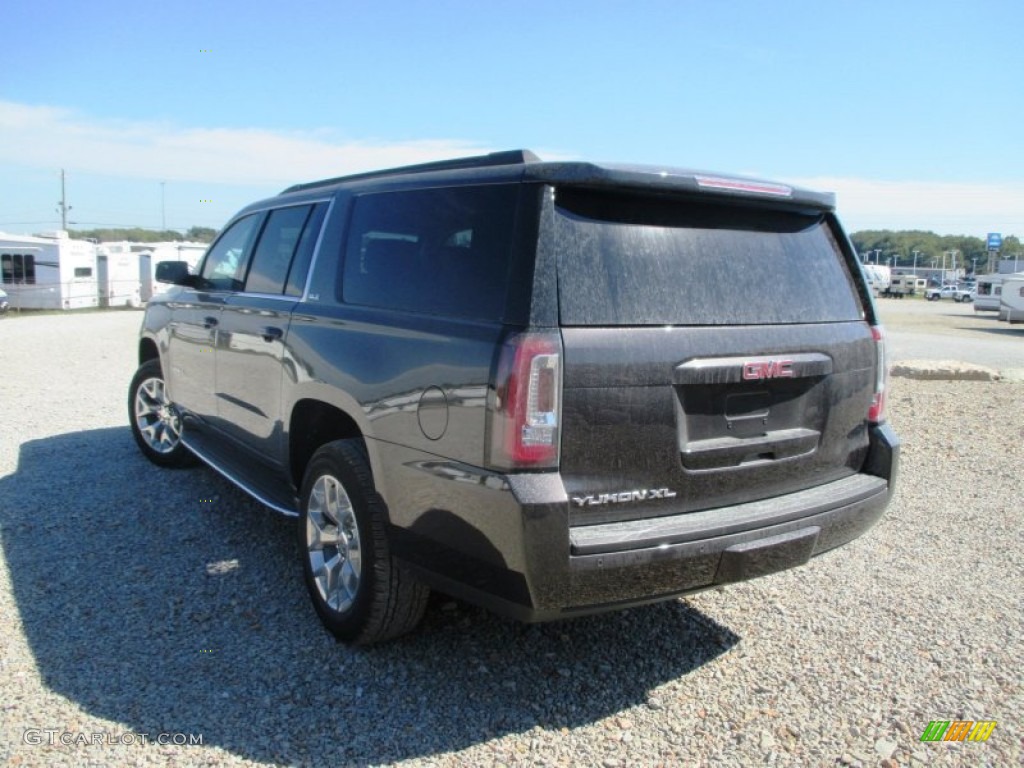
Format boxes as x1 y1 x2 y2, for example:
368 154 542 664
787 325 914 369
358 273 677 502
533 182 897 612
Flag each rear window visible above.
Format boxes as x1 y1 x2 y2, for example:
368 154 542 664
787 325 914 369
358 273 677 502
341 185 518 321
552 188 863 326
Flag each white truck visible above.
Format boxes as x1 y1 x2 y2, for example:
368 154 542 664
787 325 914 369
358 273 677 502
925 284 974 302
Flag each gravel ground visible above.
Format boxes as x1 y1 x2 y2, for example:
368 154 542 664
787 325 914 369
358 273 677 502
876 297 1024 372
1 310 1022 768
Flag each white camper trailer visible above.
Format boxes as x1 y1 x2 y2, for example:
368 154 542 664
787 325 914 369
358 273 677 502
96 242 143 307
999 276 1024 324
96 241 208 305
135 242 207 302
0 231 98 310
974 272 1024 313
861 264 891 297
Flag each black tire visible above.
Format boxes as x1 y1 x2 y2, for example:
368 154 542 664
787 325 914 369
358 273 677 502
298 440 429 644
128 359 198 468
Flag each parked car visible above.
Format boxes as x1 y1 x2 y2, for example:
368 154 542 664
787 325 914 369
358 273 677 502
129 150 899 644
0 287 8 316
926 285 974 302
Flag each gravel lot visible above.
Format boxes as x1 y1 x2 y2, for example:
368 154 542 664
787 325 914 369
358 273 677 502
1 310 1021 767
876 296 1024 371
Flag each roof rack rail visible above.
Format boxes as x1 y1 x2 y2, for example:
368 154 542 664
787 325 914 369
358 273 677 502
281 149 541 194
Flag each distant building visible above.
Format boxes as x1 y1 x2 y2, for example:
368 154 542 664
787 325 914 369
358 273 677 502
997 257 1024 275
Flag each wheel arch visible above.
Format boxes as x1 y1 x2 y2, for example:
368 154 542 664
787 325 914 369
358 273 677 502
138 335 160 366
288 399 370 493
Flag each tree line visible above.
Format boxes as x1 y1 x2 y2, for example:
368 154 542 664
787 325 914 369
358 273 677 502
63 226 1023 273
849 230 1021 272
67 226 217 244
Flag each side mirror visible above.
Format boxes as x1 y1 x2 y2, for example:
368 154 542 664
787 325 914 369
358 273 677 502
155 260 193 285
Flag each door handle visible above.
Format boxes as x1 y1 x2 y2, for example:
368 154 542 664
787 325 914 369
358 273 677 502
261 326 284 342
203 316 219 329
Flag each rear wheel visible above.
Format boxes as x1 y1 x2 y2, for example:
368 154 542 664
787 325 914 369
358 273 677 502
129 359 198 468
298 440 429 644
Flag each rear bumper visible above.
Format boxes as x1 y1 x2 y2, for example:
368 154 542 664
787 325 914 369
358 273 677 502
559 472 889 617
390 423 899 622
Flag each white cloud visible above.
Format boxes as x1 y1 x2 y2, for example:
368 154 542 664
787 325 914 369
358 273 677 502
0 100 496 185
787 176 1024 237
1 100 1019 237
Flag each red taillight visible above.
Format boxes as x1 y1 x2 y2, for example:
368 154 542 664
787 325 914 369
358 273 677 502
868 325 888 423
489 331 562 469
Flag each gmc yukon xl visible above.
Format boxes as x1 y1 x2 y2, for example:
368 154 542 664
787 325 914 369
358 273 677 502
129 150 899 644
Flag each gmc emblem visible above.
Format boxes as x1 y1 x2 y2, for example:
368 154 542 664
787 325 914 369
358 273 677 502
742 359 794 380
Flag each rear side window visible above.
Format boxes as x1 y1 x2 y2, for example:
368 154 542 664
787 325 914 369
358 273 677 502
552 188 862 326
285 203 328 296
341 185 518 321
245 205 313 294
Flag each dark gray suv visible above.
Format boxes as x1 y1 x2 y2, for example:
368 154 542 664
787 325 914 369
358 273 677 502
130 150 899 644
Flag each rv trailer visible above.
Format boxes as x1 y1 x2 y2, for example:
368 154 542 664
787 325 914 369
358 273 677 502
96 241 208 305
975 272 1024 313
0 231 98 310
861 264 891 297
135 242 207 302
999 276 1024 324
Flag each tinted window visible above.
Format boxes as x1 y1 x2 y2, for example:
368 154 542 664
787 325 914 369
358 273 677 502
200 214 262 291
342 185 518 320
285 203 327 296
2 254 35 284
552 188 862 326
245 205 312 294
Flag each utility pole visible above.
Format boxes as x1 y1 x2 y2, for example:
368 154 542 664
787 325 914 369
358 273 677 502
57 169 73 231
161 181 166 231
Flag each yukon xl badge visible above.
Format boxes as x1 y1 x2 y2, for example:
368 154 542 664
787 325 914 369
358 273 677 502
571 488 677 507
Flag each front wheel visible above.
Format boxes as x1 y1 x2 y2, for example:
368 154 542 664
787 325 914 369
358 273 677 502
298 440 429 644
128 359 198 468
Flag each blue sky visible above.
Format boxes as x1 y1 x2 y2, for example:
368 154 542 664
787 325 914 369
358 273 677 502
2 0 1021 238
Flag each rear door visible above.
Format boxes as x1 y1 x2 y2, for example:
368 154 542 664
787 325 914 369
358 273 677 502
548 187 876 525
215 202 327 460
